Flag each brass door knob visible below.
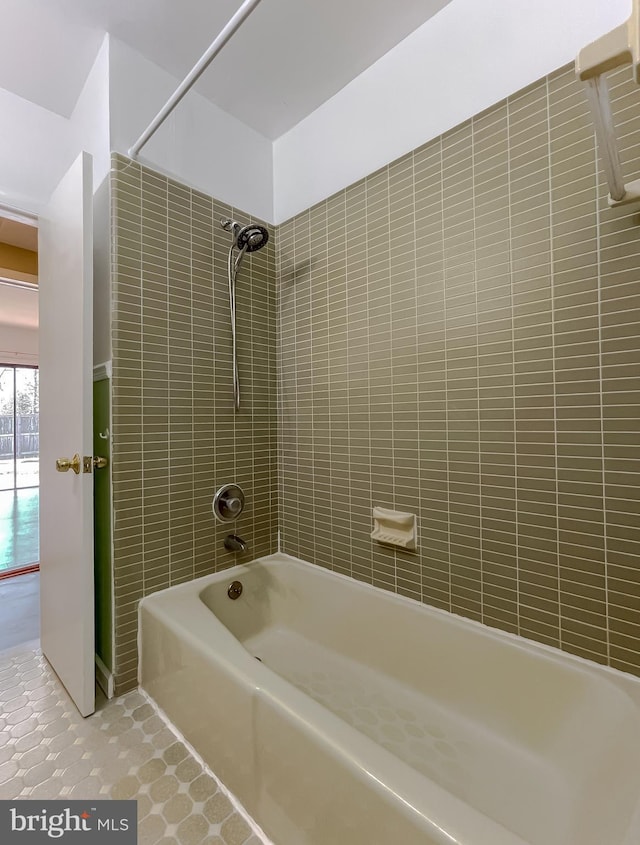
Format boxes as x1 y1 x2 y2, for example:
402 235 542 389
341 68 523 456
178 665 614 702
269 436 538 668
56 454 81 474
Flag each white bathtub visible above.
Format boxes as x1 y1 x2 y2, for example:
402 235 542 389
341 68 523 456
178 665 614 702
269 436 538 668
139 553 640 845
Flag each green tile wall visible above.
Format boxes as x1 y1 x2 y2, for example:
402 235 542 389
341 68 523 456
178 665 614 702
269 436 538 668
110 155 278 693
277 64 640 677
93 376 112 672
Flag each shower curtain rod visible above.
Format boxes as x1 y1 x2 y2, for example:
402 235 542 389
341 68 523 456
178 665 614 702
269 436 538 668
576 0 640 207
128 0 263 159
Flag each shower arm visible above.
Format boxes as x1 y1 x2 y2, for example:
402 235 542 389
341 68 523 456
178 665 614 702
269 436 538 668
576 0 640 207
128 0 263 159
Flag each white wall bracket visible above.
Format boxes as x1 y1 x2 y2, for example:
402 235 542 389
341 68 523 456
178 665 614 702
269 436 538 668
576 0 640 207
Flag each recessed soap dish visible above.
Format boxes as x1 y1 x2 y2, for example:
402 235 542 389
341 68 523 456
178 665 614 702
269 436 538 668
371 507 417 551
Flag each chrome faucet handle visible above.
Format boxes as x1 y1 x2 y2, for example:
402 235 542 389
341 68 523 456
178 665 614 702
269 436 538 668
222 497 242 517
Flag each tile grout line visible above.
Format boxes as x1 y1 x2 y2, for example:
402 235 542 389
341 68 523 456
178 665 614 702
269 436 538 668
440 135 453 614
546 76 563 652
594 115 611 668
309 207 317 569
471 112 484 625
506 94 521 636
189 186 195 585
164 173 171 591
389 164 397 590
411 149 423 603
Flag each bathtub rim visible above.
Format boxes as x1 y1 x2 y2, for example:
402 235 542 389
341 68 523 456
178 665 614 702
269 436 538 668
139 550 640 707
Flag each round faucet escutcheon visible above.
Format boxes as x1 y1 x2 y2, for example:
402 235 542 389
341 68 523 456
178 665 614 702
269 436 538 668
213 484 245 522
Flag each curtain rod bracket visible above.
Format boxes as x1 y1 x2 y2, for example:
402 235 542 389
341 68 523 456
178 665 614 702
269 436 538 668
576 1 640 209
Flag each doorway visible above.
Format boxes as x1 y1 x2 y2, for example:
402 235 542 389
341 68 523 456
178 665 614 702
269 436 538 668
0 363 40 575
0 213 40 651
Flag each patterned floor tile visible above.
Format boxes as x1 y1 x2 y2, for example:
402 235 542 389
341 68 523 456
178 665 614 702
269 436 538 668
0 646 270 845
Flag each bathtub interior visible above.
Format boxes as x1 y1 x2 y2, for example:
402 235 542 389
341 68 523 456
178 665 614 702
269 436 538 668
141 593 489 845
199 557 640 845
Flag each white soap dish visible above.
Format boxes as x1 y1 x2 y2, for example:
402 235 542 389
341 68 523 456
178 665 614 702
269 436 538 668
371 507 417 551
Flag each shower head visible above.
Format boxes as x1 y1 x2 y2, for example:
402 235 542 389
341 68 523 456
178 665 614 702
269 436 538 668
220 218 269 252
237 224 268 252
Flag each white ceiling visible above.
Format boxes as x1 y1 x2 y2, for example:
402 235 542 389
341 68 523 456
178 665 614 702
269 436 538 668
0 283 38 330
0 0 453 139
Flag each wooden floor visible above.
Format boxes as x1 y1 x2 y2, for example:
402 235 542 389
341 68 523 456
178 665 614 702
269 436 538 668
0 487 39 573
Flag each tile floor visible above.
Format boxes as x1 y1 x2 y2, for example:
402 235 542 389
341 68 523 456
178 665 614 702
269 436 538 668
0 646 269 845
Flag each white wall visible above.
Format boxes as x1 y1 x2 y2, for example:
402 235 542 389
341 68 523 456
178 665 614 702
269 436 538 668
71 36 111 194
93 177 111 367
273 0 631 223
0 324 38 365
0 89 72 215
0 36 109 215
108 38 273 223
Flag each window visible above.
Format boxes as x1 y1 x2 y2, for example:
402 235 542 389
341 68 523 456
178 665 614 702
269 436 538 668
0 365 39 491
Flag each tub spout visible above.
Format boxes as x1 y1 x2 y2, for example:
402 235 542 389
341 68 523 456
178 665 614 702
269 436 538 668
224 534 247 553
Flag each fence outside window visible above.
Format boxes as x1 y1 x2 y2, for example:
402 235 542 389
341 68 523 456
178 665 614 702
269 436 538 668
0 365 39 491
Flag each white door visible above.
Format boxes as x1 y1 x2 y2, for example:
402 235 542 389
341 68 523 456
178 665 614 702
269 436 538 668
38 152 95 717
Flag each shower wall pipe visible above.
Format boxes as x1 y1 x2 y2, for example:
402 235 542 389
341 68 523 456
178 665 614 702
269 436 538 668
576 0 640 207
128 0 263 159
